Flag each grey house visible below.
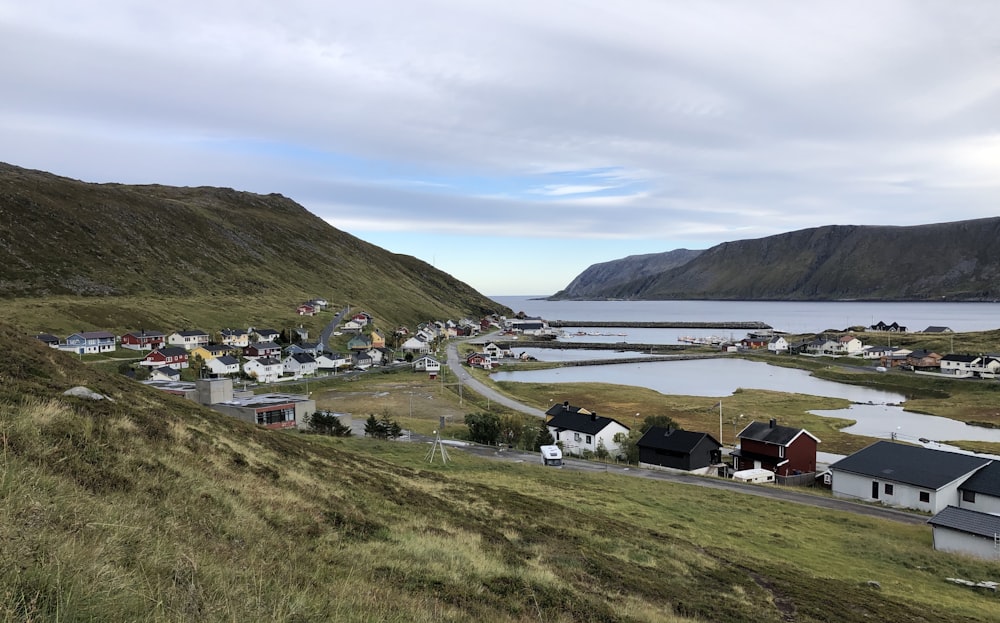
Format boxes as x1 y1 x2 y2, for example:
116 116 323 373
637 427 722 473
927 506 1000 560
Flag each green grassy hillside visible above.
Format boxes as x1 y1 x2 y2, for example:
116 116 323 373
3 325 1000 622
0 163 507 329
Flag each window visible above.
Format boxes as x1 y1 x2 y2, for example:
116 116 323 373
963 490 976 503
585 435 592 445
919 491 930 503
778 446 785 458
884 483 894 495
574 432 581 442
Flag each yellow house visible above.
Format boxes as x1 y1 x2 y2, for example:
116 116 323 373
371 329 386 349
191 344 232 361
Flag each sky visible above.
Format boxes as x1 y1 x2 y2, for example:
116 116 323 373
3 2 1000 296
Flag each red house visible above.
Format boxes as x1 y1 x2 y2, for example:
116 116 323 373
732 419 820 476
140 346 189 368
465 352 492 369
121 330 166 351
296 304 317 316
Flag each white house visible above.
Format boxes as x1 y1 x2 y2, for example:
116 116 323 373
483 342 513 360
205 355 240 377
545 402 630 458
400 336 430 355
316 352 349 370
834 335 864 355
766 336 788 353
829 441 991 514
957 462 1000 515
244 357 283 384
167 330 209 351
412 354 441 375
940 354 980 377
60 331 117 354
283 353 318 377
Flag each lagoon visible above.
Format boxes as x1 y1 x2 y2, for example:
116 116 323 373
491 357 1000 444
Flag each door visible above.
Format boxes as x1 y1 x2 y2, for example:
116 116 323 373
871 481 879 499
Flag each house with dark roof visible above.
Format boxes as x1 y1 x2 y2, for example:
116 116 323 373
60 331 117 354
905 349 942 370
244 341 281 359
140 346 189 369
205 355 240 377
167 330 209 351
34 333 61 348
927 506 1000 560
829 441 991 514
637 427 722 473
283 353 318 377
120 330 166 351
732 419 820 477
957 461 1000 515
149 366 181 382
545 402 630 458
921 326 953 333
940 354 980 377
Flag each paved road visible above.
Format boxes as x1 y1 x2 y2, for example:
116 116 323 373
445 341 547 418
318 306 350 353
436 439 929 526
437 338 926 526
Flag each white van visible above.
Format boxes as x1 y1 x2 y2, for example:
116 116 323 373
540 445 563 467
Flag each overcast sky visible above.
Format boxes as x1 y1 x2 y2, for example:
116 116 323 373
4 2 1000 295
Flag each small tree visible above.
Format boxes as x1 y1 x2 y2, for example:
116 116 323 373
640 414 680 434
595 438 609 461
533 425 555 451
305 410 352 437
364 414 383 438
464 412 502 445
613 430 642 464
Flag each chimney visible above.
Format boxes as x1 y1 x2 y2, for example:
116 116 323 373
591 412 598 421
563 401 569 408
769 418 776 428
665 425 674 435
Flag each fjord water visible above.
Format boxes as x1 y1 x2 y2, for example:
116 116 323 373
492 296 1000 333
490 296 1000 444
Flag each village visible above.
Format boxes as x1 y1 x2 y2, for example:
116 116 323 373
32 308 1000 564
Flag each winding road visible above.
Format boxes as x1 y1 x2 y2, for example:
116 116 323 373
441 337 928 526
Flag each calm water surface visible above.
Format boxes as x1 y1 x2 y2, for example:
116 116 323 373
491 358 1000 444
493 296 1000 333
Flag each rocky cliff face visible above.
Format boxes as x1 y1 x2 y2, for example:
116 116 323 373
553 219 1000 301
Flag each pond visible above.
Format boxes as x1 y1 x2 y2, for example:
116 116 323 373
491 357 1000 444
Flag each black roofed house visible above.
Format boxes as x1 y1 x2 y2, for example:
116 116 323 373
545 402 630 458
120 330 166 351
140 346 189 369
34 333 60 348
927 506 1000 560
922 326 953 333
957 461 1000 515
244 341 281 360
204 355 240 377
940 354 980 377
637 427 722 474
829 441 991 514
732 419 820 477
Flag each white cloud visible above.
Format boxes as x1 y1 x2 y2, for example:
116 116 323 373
3 1 1000 294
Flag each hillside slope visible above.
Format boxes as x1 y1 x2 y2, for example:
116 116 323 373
553 219 1000 301
3 325 1000 622
0 163 505 325
552 249 703 299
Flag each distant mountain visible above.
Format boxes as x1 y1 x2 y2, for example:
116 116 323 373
0 163 507 325
552 219 1000 301
551 249 703 299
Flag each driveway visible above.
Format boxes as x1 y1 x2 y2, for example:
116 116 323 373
445 341 547 418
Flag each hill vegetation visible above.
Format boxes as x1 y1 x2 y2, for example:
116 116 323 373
4 326 1000 622
551 219 1000 301
0 163 506 330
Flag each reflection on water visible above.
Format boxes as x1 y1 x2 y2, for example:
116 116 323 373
491 357 1000 443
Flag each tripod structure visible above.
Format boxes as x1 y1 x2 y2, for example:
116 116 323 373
426 429 450 464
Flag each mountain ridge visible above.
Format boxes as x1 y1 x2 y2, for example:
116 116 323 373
551 219 1000 301
0 162 507 327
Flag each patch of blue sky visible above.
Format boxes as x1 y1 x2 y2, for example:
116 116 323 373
197 136 645 201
